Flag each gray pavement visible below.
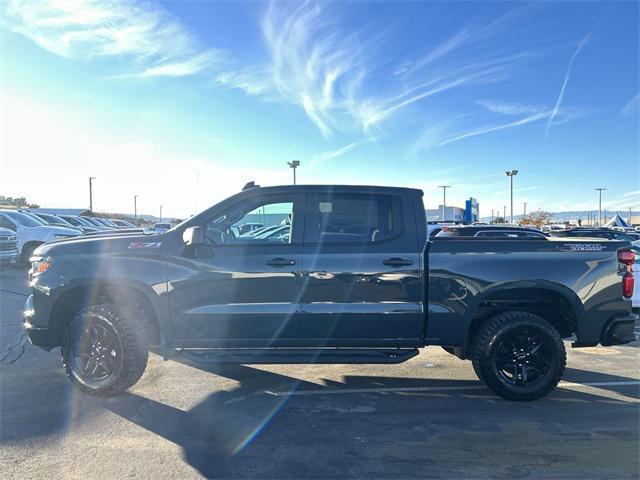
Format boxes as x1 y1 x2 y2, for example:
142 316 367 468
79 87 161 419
1 266 639 479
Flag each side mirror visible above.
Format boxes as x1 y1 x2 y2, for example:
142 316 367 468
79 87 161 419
183 226 204 246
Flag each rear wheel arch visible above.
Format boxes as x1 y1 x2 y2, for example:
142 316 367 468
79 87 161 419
49 283 162 347
462 284 582 357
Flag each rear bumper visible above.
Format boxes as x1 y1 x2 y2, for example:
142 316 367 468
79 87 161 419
601 313 639 346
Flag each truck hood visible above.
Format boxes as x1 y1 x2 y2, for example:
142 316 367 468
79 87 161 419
33 231 167 257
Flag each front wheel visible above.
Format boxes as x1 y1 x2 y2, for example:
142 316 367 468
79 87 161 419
471 311 566 401
62 304 148 396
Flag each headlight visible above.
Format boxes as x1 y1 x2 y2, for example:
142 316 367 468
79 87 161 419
31 257 52 275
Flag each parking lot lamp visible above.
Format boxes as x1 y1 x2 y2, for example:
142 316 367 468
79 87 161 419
438 185 451 221
505 170 518 224
503 205 507 222
89 177 96 213
523 202 527 217
595 188 606 227
134 195 139 224
287 160 300 185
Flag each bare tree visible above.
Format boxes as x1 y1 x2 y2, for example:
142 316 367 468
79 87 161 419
519 210 552 228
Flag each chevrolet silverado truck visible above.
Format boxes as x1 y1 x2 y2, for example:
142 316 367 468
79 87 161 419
23 184 638 401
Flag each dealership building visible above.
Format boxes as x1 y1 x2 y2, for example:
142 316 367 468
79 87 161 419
426 198 479 223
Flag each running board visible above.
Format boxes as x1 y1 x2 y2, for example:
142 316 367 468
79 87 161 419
176 348 419 365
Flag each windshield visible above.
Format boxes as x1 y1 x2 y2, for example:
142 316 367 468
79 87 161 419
39 213 74 227
21 213 47 225
61 216 82 226
4 211 45 228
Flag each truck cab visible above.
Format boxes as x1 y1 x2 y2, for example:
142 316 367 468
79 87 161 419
170 184 425 349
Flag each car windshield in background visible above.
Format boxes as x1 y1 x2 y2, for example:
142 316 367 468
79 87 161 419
36 213 74 227
4 211 45 228
20 212 47 225
59 216 84 227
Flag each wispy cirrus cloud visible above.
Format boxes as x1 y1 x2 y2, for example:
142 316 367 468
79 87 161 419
411 100 586 153
622 93 639 116
311 142 356 165
3 0 222 77
217 2 543 137
545 31 592 136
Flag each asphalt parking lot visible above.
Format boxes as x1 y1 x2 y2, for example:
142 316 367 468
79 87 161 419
1 266 639 479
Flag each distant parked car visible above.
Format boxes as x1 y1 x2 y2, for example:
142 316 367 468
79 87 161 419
238 222 263 235
550 228 639 242
28 212 88 234
96 218 120 228
0 210 79 263
111 219 137 228
0 227 19 267
153 222 172 233
58 215 101 233
240 224 281 238
435 225 547 239
82 217 116 230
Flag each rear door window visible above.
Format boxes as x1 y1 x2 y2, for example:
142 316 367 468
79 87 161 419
306 193 402 244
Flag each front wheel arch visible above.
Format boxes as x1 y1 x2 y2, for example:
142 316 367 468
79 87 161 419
49 283 162 347
21 241 44 264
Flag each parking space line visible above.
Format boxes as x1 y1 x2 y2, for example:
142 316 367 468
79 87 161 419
265 380 640 397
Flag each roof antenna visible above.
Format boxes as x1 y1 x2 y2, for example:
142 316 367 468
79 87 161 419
242 181 259 191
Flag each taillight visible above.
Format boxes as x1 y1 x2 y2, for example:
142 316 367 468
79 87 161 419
622 272 634 298
618 250 635 269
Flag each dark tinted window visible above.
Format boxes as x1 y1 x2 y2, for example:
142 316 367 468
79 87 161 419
313 194 399 244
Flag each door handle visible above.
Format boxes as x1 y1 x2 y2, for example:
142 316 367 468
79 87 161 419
382 258 413 267
266 257 296 267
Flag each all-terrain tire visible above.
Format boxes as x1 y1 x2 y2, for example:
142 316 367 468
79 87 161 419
62 304 148 396
471 311 566 401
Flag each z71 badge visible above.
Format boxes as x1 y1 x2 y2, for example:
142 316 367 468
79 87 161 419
128 241 162 249
565 243 604 252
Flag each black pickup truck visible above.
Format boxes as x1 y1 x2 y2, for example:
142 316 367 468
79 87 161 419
23 184 638 401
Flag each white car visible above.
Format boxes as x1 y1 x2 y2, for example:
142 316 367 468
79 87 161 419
0 210 79 263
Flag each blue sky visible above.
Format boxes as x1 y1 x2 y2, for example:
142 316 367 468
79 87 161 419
1 0 638 218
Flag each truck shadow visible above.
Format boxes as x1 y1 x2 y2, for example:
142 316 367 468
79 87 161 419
101 359 640 479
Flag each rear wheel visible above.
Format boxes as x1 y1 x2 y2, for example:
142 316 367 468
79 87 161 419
471 311 565 401
61 304 148 396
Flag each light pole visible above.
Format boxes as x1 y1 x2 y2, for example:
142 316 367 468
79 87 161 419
595 188 606 227
89 177 96 213
438 185 451 221
503 205 507 222
159 205 163 222
491 209 494 224
629 207 633 224
505 170 518 224
287 160 300 185
134 195 139 224
523 202 528 216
